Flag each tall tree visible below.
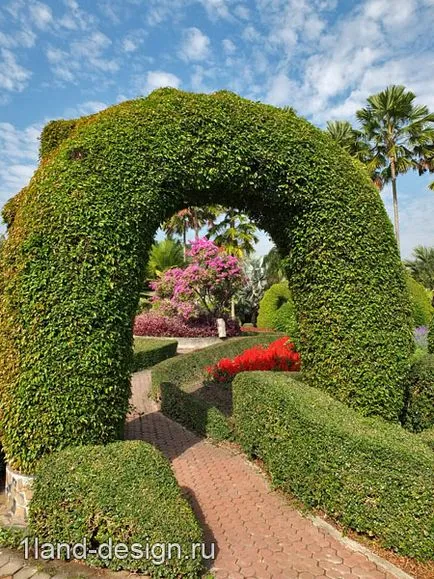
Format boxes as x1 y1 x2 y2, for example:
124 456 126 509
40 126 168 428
355 85 434 253
405 246 434 292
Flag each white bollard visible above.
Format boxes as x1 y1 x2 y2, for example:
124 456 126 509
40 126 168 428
216 318 227 339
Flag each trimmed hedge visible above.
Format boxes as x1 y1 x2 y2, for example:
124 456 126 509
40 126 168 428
257 282 292 329
419 427 434 451
0 88 413 472
406 274 433 327
152 335 282 440
29 441 203 577
132 337 177 372
233 372 434 560
273 301 299 343
403 353 434 432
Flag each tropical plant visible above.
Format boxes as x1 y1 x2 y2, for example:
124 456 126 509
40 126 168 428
147 238 184 279
355 85 434 251
163 206 220 259
209 209 259 258
236 257 268 325
405 246 434 292
326 121 383 188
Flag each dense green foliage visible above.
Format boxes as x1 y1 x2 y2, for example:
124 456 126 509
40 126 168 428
257 282 299 343
152 335 281 439
419 427 434 451
257 282 291 328
406 274 433 327
404 353 434 432
39 119 78 159
29 441 203 577
132 337 178 372
0 89 413 472
233 372 434 560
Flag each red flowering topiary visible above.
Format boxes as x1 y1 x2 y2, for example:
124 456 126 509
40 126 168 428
206 337 300 382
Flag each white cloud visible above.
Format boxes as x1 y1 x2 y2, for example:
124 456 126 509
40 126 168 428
0 122 40 212
64 100 108 118
200 0 231 20
180 27 211 61
266 73 297 106
0 48 31 92
121 29 146 53
29 1 53 29
144 70 181 93
222 38 236 54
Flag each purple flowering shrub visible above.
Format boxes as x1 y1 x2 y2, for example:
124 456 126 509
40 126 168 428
134 312 241 338
150 238 245 319
133 238 245 337
414 326 429 350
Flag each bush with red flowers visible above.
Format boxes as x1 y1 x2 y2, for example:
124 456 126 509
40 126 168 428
206 337 300 382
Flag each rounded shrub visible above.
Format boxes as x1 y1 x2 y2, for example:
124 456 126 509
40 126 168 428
0 89 413 472
429 314 434 354
257 282 292 328
29 441 203 577
404 353 434 433
406 274 433 327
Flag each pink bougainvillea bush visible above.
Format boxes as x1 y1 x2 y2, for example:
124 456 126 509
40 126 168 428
150 238 245 319
133 312 241 338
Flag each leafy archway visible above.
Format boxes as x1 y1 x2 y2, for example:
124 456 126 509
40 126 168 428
0 89 413 473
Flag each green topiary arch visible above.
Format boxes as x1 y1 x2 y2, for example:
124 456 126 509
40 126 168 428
0 89 414 472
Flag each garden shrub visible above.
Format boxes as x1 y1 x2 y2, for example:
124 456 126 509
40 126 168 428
273 301 299 343
233 372 434 560
419 427 434 451
406 274 433 327
0 88 413 472
29 441 203 577
429 314 434 353
132 338 178 372
134 312 241 338
206 337 300 382
152 334 282 439
257 282 292 329
403 353 434 432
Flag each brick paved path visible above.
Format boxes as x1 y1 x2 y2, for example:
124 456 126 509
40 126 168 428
126 370 408 579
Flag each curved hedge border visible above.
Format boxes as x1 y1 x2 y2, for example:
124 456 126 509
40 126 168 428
233 372 434 561
0 88 413 472
152 334 282 440
29 441 203 577
132 337 178 372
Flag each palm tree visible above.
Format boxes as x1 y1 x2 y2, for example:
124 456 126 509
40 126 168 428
147 238 184 279
209 209 259 258
356 85 434 253
209 209 259 318
163 206 220 260
405 246 434 292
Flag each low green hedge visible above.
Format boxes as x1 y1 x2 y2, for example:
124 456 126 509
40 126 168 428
233 372 434 560
419 427 434 451
403 353 434 432
29 441 203 577
152 334 282 440
132 338 178 372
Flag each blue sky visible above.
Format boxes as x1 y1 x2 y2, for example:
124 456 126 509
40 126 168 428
0 0 433 258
